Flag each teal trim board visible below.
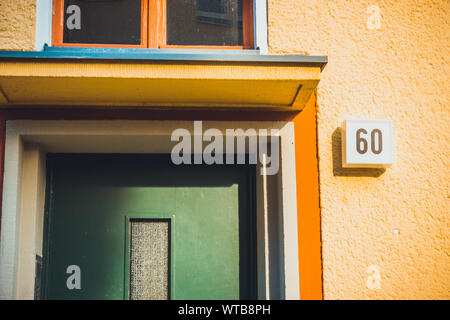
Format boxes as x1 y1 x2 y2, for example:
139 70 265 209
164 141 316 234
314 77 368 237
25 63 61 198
0 45 328 69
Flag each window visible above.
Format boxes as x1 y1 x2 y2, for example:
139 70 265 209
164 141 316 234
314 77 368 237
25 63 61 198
52 0 254 49
129 219 170 300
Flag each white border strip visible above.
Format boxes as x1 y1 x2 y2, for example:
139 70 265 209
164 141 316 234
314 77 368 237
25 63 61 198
35 0 53 51
254 0 269 54
280 123 300 299
0 126 21 299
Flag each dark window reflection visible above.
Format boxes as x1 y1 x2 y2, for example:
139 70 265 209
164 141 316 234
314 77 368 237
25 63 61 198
167 0 243 46
63 0 142 45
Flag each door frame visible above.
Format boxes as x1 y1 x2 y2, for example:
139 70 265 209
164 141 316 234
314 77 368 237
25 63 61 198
0 120 299 299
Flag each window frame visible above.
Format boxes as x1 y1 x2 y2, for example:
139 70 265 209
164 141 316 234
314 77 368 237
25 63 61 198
51 0 254 49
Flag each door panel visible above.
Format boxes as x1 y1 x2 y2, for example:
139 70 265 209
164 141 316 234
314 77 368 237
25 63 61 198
42 154 256 300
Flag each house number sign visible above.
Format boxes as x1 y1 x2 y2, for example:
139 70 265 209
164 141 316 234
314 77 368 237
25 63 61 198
342 119 394 168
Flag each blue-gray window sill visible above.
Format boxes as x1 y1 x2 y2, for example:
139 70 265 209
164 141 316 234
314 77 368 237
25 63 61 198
0 45 327 69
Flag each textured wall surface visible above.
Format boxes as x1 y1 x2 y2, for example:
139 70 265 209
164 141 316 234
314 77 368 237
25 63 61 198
269 0 449 299
0 0 448 300
0 0 36 51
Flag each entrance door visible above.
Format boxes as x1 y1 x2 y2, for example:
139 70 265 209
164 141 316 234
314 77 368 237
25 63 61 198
42 154 256 300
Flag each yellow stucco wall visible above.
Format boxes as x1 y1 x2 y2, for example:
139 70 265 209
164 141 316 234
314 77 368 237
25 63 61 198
268 0 449 299
0 0 448 300
0 0 36 51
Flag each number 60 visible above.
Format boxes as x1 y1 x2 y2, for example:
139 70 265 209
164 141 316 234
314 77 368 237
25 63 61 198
356 128 382 154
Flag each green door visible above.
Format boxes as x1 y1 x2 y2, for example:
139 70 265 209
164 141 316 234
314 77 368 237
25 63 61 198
42 154 256 300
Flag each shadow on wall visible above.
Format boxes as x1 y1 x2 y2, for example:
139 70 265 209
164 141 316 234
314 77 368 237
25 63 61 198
332 128 385 177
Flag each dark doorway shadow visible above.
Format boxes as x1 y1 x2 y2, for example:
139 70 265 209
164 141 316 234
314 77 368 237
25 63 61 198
332 128 386 177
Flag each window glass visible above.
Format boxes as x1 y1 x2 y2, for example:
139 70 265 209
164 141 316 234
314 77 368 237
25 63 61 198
129 220 170 300
166 0 243 46
63 0 142 45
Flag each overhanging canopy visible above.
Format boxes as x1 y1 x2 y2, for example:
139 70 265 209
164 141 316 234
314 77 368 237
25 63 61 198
0 49 326 111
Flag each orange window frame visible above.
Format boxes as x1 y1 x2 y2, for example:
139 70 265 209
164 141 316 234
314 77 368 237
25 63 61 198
151 0 254 49
52 0 254 49
52 0 149 48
